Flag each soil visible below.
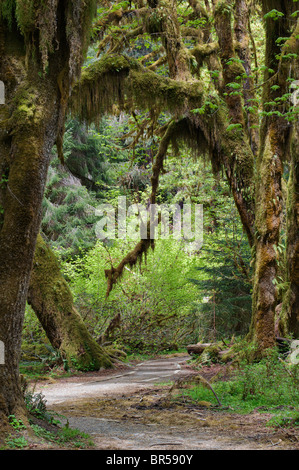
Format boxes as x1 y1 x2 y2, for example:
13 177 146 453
27 354 299 450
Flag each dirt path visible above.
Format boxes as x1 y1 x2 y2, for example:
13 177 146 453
34 355 299 450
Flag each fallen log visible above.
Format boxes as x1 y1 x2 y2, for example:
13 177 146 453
186 343 211 356
187 337 293 358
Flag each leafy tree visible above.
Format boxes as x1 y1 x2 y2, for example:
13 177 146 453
62 237 201 353
69 0 298 354
190 228 252 341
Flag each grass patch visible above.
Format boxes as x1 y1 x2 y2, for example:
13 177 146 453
31 423 94 449
176 351 299 427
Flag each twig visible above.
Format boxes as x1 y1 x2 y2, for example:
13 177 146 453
149 442 183 447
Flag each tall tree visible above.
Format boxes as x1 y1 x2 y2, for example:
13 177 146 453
70 0 298 354
0 0 103 424
249 1 299 350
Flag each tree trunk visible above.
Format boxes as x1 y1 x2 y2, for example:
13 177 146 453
0 83 60 421
249 124 284 352
0 0 97 425
27 235 113 370
186 343 211 356
281 121 299 337
249 1 296 353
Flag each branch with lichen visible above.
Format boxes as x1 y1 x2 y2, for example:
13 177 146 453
104 119 179 296
69 54 204 123
70 51 255 246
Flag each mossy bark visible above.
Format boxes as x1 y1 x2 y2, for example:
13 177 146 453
28 235 112 370
234 0 259 155
0 82 60 420
146 0 192 81
248 1 297 353
249 125 284 352
281 122 299 337
0 0 97 425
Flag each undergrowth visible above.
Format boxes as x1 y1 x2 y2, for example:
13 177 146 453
177 348 299 428
1 388 94 450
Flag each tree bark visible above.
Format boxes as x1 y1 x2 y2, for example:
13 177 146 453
249 2 297 353
249 123 285 352
281 121 299 337
0 0 97 424
0 82 60 420
27 235 113 370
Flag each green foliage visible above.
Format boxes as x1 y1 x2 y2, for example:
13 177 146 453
62 238 200 353
0 0 15 29
151 154 252 341
5 435 28 449
25 391 60 425
263 9 284 21
189 234 252 341
179 349 299 425
8 415 26 430
30 423 94 448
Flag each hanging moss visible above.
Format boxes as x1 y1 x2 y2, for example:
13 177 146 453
70 55 134 123
15 0 36 34
70 54 204 123
0 0 16 29
145 8 163 34
2 0 97 73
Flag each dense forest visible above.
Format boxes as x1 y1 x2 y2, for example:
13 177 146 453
0 0 298 450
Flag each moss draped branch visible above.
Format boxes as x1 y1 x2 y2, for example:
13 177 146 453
104 119 183 296
69 54 204 122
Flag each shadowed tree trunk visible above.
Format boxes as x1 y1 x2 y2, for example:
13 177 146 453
27 235 112 371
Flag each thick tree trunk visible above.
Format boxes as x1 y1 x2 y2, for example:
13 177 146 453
281 122 299 337
0 84 60 421
246 2 298 354
28 235 112 370
249 123 284 352
0 0 97 427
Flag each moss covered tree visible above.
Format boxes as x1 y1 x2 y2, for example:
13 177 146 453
70 0 298 355
28 235 112 371
0 0 298 433
0 0 110 426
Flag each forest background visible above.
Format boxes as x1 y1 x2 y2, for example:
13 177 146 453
0 0 298 440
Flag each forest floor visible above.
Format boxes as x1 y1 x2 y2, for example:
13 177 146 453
22 354 299 451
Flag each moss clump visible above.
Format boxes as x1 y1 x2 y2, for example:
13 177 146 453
70 54 203 124
28 235 114 371
15 0 36 34
70 55 134 123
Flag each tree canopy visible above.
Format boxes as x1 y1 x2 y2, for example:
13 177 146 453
0 0 298 434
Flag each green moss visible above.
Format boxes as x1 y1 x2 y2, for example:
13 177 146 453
70 54 203 123
10 85 42 128
214 0 232 16
28 235 114 371
145 9 163 34
15 0 35 34
0 0 15 29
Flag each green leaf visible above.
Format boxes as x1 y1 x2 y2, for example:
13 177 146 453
263 9 284 20
226 123 243 131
